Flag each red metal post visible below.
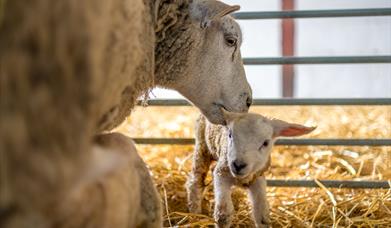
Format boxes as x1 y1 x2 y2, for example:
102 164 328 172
282 0 295 97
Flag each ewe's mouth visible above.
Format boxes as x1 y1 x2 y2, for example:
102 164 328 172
213 103 229 125
214 102 229 111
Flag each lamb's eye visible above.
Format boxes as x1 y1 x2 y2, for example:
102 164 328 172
228 130 232 139
259 140 270 151
225 36 237 47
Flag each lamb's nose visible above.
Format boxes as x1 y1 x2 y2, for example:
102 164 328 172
232 160 247 174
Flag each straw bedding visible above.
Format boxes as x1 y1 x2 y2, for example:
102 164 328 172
115 106 391 227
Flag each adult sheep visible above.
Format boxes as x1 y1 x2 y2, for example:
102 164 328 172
0 0 251 227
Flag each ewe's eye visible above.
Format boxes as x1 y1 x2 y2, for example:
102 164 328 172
228 130 232 139
225 36 237 47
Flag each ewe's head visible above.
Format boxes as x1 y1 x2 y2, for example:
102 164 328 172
222 110 316 179
175 0 252 125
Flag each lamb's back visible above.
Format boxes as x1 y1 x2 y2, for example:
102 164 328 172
197 115 228 161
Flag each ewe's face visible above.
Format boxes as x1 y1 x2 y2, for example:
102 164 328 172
226 114 273 179
178 1 252 125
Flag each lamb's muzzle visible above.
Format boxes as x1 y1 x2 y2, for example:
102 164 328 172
231 159 247 175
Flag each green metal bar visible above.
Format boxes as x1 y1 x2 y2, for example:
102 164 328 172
138 98 391 106
243 56 391 65
133 138 391 146
134 138 194 145
266 179 390 189
251 98 391 106
277 139 391 146
0 0 6 26
233 8 391 20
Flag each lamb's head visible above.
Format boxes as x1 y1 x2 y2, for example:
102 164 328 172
222 110 316 179
161 0 252 125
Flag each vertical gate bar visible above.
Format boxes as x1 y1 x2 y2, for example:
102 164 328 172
282 0 295 97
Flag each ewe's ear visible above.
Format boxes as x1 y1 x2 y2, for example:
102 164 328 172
270 119 316 137
222 108 244 124
190 0 240 28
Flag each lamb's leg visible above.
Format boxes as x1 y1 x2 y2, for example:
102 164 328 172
213 172 233 228
248 176 270 228
186 140 211 214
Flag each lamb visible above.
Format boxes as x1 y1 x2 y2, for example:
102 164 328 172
0 0 252 226
186 111 316 228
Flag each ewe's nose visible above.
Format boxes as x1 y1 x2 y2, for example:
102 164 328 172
240 92 252 111
232 160 247 174
246 95 252 108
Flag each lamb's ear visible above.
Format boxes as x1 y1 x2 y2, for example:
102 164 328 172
190 0 240 28
270 119 316 137
221 108 243 124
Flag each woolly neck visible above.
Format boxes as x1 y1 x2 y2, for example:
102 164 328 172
152 0 193 88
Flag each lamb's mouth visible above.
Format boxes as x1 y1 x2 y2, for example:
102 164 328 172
230 170 250 179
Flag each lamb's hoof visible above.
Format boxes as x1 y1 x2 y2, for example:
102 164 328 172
214 215 231 228
256 219 271 228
